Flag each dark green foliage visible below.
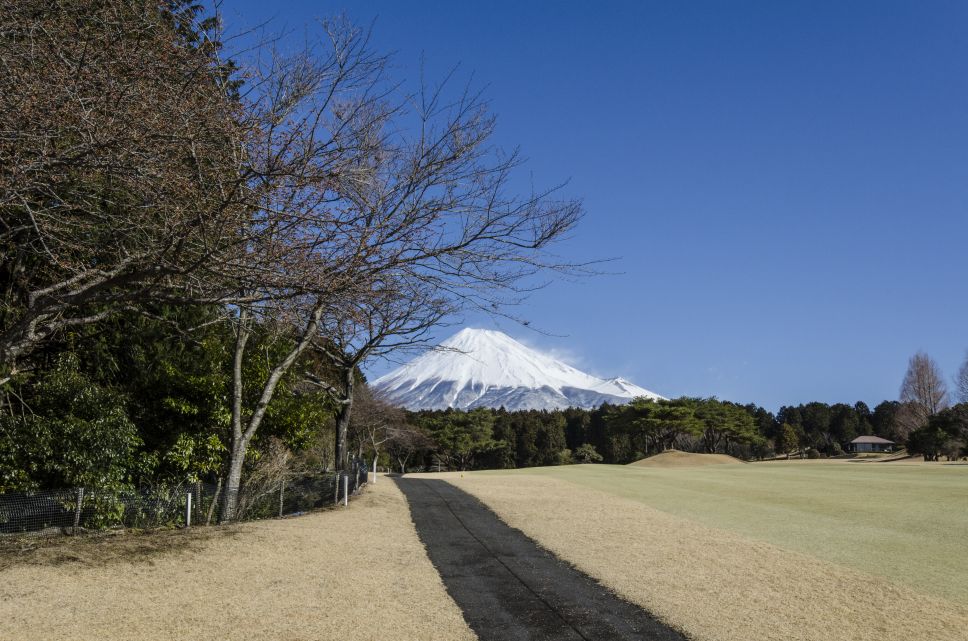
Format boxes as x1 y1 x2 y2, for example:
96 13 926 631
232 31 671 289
694 399 761 453
413 408 502 471
160 0 242 95
0 354 143 492
410 397 774 469
871 401 904 442
574 443 603 463
777 400 892 456
405 395 920 470
239 328 337 454
0 304 340 491
826 403 859 450
603 397 763 460
68 306 233 479
775 423 799 456
907 404 968 461
412 407 572 470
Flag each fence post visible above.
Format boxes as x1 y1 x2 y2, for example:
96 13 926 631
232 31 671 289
278 478 285 518
185 491 192 528
72 487 84 535
372 457 377 484
342 474 348 506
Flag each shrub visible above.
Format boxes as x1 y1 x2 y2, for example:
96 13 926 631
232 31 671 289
0 354 142 493
574 443 604 464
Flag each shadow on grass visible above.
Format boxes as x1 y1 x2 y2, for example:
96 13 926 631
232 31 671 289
0 525 245 571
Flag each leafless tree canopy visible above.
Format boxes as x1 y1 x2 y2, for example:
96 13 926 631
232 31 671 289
219 14 584 508
955 351 968 405
897 351 949 436
2 1 585 518
0 0 255 372
385 419 436 475
348 384 405 458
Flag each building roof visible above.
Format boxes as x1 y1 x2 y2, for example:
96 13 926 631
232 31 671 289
850 435 894 444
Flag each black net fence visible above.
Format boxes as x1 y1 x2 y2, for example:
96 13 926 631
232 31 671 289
0 460 370 536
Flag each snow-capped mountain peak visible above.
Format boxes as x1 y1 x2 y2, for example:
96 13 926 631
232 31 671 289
372 328 664 411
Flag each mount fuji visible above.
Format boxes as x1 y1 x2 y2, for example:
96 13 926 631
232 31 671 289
372 328 664 411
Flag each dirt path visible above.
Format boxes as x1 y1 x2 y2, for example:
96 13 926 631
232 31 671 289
0 479 475 641
395 477 685 641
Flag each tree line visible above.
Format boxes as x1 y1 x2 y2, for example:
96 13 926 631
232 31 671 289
0 0 582 520
381 350 968 471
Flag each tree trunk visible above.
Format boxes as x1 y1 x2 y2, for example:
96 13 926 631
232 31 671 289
205 477 222 526
221 313 250 523
220 303 323 522
334 367 355 471
221 439 247 522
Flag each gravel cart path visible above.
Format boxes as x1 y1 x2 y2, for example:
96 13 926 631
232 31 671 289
395 477 686 641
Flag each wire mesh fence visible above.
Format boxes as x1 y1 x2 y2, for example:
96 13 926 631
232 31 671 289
0 460 370 537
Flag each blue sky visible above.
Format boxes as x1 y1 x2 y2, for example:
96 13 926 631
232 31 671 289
226 1 968 411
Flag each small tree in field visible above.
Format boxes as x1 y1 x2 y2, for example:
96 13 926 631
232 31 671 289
386 424 435 474
955 351 968 404
775 423 799 458
348 385 408 476
897 351 948 439
574 443 603 464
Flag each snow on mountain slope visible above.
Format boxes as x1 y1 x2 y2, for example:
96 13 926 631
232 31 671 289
372 328 664 411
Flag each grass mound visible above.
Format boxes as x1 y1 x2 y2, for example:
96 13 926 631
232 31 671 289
628 449 743 468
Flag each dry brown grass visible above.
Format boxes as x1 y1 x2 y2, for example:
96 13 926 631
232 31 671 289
0 525 243 572
442 473 968 641
628 450 743 468
0 479 475 641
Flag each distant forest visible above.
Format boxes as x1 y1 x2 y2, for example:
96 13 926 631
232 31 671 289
399 394 968 473
389 351 968 472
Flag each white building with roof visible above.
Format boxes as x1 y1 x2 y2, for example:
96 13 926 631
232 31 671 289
849 435 895 453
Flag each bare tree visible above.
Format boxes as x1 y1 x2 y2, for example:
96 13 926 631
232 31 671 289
386 424 435 474
217 19 394 521
3 3 583 519
0 0 265 381
347 384 408 478
218 20 584 518
306 277 452 470
294 68 589 468
898 351 949 437
955 350 968 405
